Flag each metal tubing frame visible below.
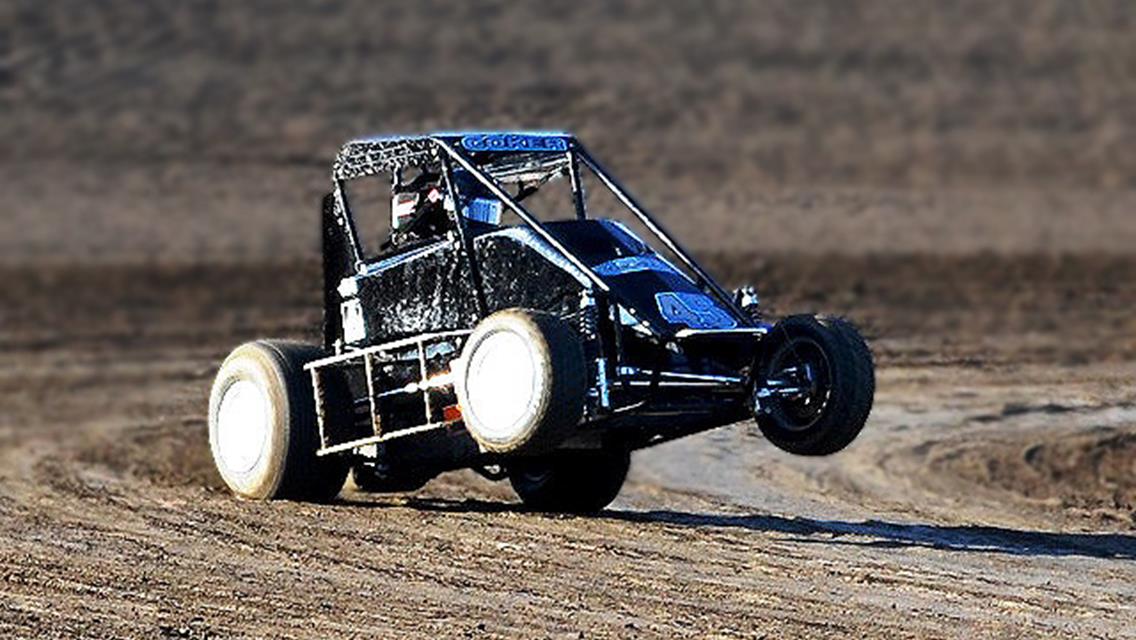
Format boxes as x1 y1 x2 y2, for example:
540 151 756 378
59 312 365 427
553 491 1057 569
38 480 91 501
438 153 490 316
304 329 471 371
566 150 587 221
317 421 450 456
416 339 431 425
432 138 612 295
432 137 668 338
575 145 754 326
320 134 760 454
332 179 367 270
307 330 471 456
332 133 750 326
310 368 328 447
363 353 381 436
332 135 728 336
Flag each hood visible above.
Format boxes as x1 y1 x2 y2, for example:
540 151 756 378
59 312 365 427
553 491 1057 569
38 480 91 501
542 219 739 334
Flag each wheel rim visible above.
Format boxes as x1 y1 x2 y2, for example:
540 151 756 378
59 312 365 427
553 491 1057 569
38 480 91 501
215 378 270 474
464 330 539 440
767 338 832 431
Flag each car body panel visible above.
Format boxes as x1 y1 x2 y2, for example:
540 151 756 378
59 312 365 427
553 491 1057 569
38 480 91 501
338 226 594 346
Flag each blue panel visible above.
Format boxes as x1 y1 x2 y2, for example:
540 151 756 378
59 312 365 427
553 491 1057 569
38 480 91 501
463 198 502 225
593 254 676 277
654 292 738 330
461 133 569 153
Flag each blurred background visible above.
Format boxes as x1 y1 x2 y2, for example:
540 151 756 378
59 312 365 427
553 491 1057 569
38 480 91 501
5 0 1136 262
1 2 1135 635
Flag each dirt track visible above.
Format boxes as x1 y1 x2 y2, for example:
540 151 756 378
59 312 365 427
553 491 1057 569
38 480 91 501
4 1 1136 637
0 257 1133 639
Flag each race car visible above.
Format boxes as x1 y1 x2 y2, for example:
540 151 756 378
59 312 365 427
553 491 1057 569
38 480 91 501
207 131 874 512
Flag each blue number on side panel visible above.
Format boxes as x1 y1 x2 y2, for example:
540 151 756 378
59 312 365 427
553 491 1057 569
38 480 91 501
655 292 738 330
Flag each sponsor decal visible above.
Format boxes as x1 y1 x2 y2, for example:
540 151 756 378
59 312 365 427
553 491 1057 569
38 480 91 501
461 133 569 153
341 299 367 343
593 255 675 277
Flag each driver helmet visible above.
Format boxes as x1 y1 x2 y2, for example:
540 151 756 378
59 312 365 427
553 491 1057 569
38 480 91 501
390 171 443 230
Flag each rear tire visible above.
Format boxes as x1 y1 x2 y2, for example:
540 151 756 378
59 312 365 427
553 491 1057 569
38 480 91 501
753 315 874 456
208 340 348 501
509 449 630 514
350 464 433 493
454 309 587 454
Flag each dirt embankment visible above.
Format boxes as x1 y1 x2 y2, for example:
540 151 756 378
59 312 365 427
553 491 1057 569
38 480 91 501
947 425 1136 520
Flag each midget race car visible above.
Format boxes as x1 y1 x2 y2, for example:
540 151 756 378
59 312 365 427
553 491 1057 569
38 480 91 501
207 131 874 513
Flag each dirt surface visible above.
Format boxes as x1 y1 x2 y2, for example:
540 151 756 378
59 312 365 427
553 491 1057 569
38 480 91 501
1 258 1133 639
3 2 1136 638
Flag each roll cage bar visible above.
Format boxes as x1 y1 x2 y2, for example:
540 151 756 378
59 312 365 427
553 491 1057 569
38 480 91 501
329 132 754 336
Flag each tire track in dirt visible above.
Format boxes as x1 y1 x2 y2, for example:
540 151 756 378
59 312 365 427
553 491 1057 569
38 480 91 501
1 258 1134 638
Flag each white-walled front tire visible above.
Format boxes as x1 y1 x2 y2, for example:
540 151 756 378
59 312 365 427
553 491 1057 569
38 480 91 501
208 340 347 502
454 309 586 454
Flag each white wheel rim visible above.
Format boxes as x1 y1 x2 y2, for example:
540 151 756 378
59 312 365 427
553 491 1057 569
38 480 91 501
215 379 270 475
465 330 538 440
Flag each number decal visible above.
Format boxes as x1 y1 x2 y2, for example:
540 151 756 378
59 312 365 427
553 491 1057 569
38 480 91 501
654 292 737 330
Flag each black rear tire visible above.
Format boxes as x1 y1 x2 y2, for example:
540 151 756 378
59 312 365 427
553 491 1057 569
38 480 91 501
753 315 874 456
509 448 630 514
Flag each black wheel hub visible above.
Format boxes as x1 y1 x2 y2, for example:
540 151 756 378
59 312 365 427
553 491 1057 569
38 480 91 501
764 338 833 431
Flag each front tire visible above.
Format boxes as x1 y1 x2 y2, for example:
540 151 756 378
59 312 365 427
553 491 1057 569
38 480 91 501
454 309 587 454
509 449 630 514
753 315 874 456
208 340 348 501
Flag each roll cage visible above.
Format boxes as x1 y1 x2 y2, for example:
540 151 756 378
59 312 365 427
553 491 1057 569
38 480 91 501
327 131 754 340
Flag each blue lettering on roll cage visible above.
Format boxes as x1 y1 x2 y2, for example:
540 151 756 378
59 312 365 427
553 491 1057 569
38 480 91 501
461 133 569 153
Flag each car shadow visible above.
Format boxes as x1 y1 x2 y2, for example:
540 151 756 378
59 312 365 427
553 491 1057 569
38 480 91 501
351 495 1136 561
604 509 1136 561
